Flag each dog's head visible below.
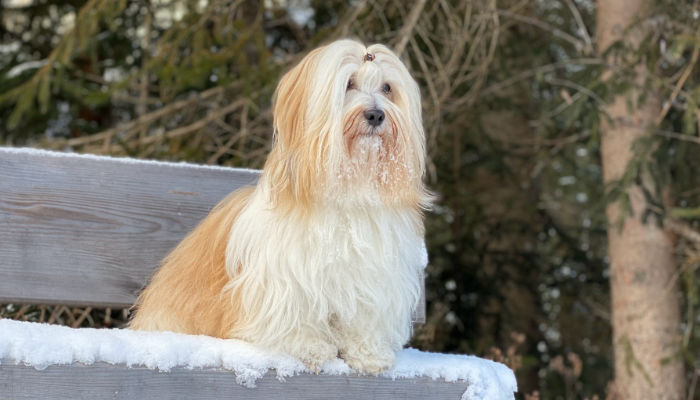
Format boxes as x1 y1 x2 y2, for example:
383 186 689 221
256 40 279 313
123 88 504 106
263 39 430 211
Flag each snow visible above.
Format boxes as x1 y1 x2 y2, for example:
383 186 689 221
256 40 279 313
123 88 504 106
0 319 517 399
7 60 46 78
0 147 260 175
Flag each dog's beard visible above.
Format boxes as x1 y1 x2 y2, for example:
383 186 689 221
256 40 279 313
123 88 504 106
336 106 413 196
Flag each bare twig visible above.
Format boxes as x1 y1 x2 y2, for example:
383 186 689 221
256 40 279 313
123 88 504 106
688 368 699 400
47 306 67 324
480 58 602 97
544 77 605 105
112 99 249 151
72 307 93 328
668 218 700 243
655 130 700 144
50 84 238 149
394 0 428 56
137 1 153 142
335 0 369 38
492 8 585 50
15 305 29 320
563 0 593 55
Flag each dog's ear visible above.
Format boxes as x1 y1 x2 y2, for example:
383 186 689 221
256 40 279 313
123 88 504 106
264 47 325 212
271 47 323 151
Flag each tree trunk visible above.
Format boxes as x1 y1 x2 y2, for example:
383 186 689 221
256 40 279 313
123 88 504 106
596 1 685 399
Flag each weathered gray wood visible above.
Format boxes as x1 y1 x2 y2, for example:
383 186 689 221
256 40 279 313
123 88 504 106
0 148 259 308
0 363 465 399
0 148 425 322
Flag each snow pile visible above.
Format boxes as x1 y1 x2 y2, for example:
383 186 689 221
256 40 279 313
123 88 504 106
0 319 516 399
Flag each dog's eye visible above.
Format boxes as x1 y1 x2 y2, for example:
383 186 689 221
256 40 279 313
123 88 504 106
346 79 355 91
382 83 391 94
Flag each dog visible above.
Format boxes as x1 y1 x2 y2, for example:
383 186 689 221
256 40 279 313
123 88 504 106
129 39 431 374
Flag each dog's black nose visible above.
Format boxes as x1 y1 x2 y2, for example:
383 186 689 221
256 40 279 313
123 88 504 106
364 109 385 127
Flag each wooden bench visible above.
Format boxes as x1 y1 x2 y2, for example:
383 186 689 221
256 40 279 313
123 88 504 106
0 147 515 399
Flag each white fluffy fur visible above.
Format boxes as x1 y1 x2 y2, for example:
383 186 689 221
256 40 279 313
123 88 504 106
131 39 430 374
224 40 429 372
226 190 426 371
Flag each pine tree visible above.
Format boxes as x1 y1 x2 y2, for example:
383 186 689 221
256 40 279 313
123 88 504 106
597 0 685 397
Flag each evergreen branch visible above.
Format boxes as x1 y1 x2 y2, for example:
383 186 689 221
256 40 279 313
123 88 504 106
0 0 127 128
654 27 700 126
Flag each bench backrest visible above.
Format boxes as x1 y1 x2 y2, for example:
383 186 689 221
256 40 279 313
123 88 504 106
0 148 425 322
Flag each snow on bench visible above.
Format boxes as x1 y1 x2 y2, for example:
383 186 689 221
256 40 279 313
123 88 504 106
0 320 516 399
0 147 517 399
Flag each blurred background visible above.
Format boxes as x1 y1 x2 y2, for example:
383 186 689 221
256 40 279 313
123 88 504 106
1 0 699 398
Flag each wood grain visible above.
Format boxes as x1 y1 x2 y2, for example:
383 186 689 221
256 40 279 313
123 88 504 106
0 148 425 322
0 149 259 308
0 363 465 399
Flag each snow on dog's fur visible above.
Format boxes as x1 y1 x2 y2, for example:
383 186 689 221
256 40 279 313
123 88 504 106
130 39 432 374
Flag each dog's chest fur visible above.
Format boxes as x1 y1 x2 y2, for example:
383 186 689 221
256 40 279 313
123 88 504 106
225 189 425 344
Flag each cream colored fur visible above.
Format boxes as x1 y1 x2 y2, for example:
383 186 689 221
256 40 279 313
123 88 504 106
130 39 431 374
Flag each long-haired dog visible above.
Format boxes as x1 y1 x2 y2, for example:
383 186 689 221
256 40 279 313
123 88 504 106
129 39 431 374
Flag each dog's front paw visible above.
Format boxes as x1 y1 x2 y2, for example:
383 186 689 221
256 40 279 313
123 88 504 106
295 340 338 374
340 346 395 375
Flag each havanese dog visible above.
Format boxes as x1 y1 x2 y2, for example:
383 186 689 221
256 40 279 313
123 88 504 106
129 39 431 374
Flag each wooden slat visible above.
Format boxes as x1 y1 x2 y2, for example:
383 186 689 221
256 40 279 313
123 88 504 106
0 148 425 322
0 363 465 399
0 148 259 308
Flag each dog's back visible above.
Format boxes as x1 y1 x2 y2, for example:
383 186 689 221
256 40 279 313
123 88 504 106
129 186 254 337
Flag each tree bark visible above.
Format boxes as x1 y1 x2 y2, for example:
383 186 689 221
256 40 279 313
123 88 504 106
596 1 685 399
